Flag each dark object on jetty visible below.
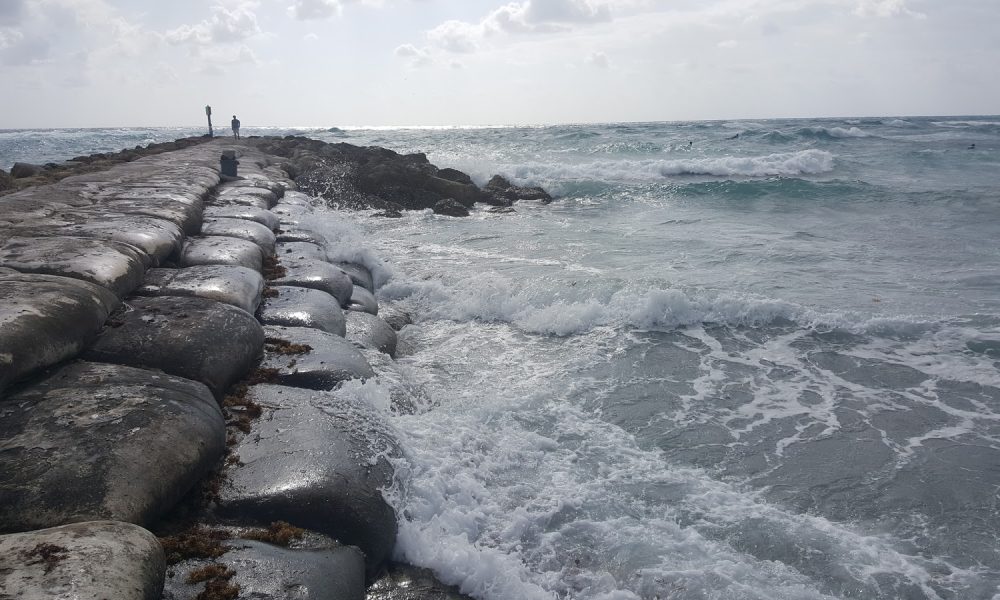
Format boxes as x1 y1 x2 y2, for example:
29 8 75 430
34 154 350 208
0 361 225 532
220 150 238 177
216 384 398 575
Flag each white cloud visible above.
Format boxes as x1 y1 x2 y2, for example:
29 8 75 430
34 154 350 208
166 3 262 45
585 50 609 68
394 43 432 67
288 0 341 21
717 39 738 49
427 19 481 53
854 0 925 19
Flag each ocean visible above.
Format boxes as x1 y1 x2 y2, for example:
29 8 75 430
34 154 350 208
3 117 1000 599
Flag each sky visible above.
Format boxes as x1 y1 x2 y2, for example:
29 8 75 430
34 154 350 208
0 0 997 127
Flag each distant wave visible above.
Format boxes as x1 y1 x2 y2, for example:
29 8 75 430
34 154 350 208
882 119 915 127
797 126 871 139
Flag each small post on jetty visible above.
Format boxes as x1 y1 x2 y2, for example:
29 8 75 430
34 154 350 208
205 105 214 137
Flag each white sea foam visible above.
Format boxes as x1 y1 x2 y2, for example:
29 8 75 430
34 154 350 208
800 126 871 138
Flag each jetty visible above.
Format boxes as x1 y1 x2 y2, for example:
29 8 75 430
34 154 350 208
0 135 548 599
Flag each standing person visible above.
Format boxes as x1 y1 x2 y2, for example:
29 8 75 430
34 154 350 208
231 115 241 140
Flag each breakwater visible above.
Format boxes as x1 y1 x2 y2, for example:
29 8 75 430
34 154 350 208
0 136 515 599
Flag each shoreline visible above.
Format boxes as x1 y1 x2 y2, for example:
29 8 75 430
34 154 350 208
0 135 548 599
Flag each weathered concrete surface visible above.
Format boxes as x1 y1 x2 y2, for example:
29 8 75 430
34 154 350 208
279 190 313 206
136 265 264 315
276 240 327 262
217 384 398 572
272 257 353 307
346 286 378 315
216 185 277 208
345 312 397 358
0 235 148 298
162 539 365 600
0 362 225 531
201 217 276 256
336 262 374 293
259 286 347 336
378 305 413 332
260 325 373 389
368 564 474 600
203 205 280 232
84 296 264 399
0 521 165 600
0 273 119 394
179 235 264 272
275 226 330 247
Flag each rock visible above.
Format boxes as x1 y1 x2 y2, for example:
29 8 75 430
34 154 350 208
373 208 403 218
201 217 277 256
10 162 42 179
0 169 16 191
9 214 184 265
368 564 474 600
136 265 264 315
432 199 470 217
162 538 365 600
345 312 397 358
0 273 119 394
378 305 413 331
271 203 314 222
259 286 347 336
203 206 280 232
180 236 264 272
260 325 373 389
0 362 225 531
84 296 264 399
436 168 473 185
345 286 378 315
484 174 552 203
0 235 148 298
276 241 327 262
484 174 512 191
102 196 204 236
272 257 353 307
487 206 516 214
278 190 314 206
336 262 374 292
275 226 330 246
424 178 485 208
216 185 277 208
212 194 270 210
0 521 165 600
217 384 398 572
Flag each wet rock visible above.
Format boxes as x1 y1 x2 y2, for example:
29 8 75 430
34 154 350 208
136 265 264 315
260 325 374 389
10 162 42 179
216 185 277 208
180 236 264 272
487 206 516 214
211 194 270 210
278 190 314 206
217 384 397 572
0 273 119 394
378 305 413 331
277 241 327 262
84 296 264 399
436 168 473 185
0 521 165 600
201 217 277 256
432 199 469 217
203 206 280 232
346 286 378 315
485 174 552 203
345 312 396 358
336 262 374 292
162 539 365 600
0 235 148 298
271 203 314 224
102 196 204 236
6 214 184 264
368 564 474 600
0 362 225 530
272 257 353 306
275 226 330 246
424 178 485 208
259 286 346 336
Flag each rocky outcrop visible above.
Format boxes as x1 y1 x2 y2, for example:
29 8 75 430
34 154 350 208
485 174 553 204
433 198 470 217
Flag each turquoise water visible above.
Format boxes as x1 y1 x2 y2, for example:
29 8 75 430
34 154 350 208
5 117 1000 599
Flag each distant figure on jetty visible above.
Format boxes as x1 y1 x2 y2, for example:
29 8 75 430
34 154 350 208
231 115 241 140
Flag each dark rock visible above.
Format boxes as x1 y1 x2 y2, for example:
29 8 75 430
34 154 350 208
0 273 119 394
373 208 403 219
378 305 413 331
344 312 396 358
337 262 374 293
273 258 353 306
84 296 264 399
368 564 474 600
217 384 398 573
259 286 346 337
260 325 373 388
0 235 148 298
346 286 378 315
136 265 264 315
180 236 264 272
162 539 365 600
432 199 470 217
487 206 516 214
484 174 512 190
201 217 277 256
9 162 42 179
436 168 473 185
203 206 280 232
0 362 225 530
484 174 552 203
0 521 165 600
0 169 14 191
424 178 485 208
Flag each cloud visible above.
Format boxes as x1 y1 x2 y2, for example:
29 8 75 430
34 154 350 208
394 43 432 67
853 0 925 19
717 39 738 49
288 0 341 20
427 20 481 53
0 32 49 66
166 3 262 45
0 0 26 26
585 50 609 68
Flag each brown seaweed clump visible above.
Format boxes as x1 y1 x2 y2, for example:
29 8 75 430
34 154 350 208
159 527 231 565
242 521 306 547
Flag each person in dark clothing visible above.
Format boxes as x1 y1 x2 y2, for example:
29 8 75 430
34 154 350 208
231 115 241 139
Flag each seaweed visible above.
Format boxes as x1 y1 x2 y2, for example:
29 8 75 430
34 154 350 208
159 527 231 565
241 521 306 547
